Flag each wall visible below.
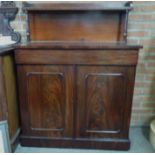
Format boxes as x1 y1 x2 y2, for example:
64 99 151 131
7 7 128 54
11 1 155 126
128 2 155 126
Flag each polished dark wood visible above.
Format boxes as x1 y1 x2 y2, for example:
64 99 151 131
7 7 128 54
15 49 139 65
15 41 142 50
15 2 141 150
15 42 140 150
17 65 74 138
28 12 125 42
76 66 136 140
20 136 130 150
24 2 133 43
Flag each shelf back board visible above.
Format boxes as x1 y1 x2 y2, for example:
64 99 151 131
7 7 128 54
24 2 132 42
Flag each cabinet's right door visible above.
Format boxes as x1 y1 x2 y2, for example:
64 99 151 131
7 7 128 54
76 66 136 139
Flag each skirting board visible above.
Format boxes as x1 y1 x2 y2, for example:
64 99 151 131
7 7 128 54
20 136 130 150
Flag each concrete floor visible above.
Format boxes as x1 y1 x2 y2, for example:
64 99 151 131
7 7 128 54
15 127 154 153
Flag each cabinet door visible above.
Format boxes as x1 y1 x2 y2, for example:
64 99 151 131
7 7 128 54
17 65 74 138
76 66 135 139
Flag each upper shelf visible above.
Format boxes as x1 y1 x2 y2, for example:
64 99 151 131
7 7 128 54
23 2 133 12
24 2 133 43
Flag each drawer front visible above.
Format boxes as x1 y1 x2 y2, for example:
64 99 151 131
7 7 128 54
15 50 138 65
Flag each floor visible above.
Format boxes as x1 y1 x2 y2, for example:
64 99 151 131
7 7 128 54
15 127 154 153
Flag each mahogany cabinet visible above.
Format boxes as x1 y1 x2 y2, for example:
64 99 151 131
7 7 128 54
14 2 142 150
15 44 141 150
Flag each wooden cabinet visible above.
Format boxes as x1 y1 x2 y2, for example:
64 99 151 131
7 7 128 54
15 2 142 150
15 46 141 150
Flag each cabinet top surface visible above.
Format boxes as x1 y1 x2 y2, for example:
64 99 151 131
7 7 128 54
23 2 132 11
0 46 14 55
15 41 142 50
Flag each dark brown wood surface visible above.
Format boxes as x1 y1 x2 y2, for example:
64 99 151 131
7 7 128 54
20 136 130 150
28 12 125 42
15 45 139 150
25 2 132 42
76 66 136 140
15 41 142 50
17 65 74 138
15 49 138 65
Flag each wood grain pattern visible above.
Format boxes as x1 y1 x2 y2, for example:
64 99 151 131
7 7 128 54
25 2 133 42
85 73 124 133
15 49 138 65
17 65 74 138
76 66 129 139
29 12 124 42
28 72 65 133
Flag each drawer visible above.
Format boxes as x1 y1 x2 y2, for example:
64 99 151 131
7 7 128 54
15 49 138 65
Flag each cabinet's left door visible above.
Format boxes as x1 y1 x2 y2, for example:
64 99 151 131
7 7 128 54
17 65 74 139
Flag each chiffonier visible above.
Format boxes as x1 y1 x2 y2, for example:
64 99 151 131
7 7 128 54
14 2 142 150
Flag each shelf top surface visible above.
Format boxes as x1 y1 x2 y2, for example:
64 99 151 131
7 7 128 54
15 41 142 50
23 2 133 11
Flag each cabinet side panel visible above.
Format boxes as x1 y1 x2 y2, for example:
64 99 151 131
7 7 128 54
0 57 5 120
2 55 19 140
122 67 136 137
